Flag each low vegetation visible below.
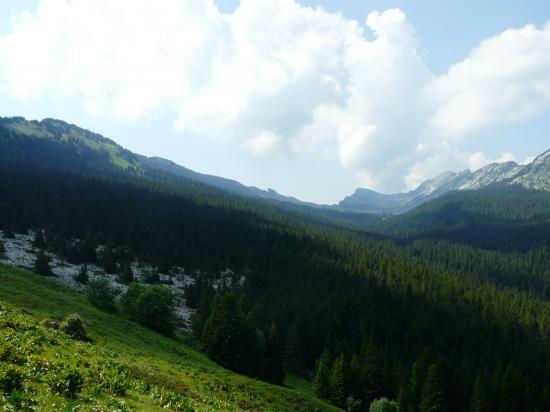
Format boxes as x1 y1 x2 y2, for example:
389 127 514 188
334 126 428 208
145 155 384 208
0 264 337 411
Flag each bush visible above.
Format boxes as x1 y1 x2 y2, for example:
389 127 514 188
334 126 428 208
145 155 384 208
369 397 400 412
48 367 83 398
0 239 5 259
60 314 90 342
135 286 176 336
86 278 116 313
0 365 23 395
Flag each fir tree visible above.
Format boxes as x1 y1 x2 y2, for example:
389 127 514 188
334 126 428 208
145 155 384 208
101 245 117 274
118 262 134 285
420 364 448 412
330 351 349 408
283 320 304 374
201 292 260 377
0 238 5 259
74 264 89 284
264 322 284 384
313 349 332 401
32 230 46 249
33 250 52 276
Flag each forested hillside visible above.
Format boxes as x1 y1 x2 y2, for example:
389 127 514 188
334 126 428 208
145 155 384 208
0 119 549 411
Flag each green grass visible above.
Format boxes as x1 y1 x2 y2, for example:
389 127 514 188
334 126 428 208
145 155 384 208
0 264 339 411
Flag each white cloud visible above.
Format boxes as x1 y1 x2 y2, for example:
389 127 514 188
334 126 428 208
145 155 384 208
0 0 548 192
241 130 282 156
428 22 550 138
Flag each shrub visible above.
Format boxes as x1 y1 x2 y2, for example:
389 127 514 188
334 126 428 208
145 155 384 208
143 270 160 284
48 367 83 398
0 365 23 395
86 278 116 313
369 397 400 412
135 286 176 336
60 314 90 342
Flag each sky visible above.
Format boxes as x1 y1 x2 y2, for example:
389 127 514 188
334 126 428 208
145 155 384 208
0 1 549 204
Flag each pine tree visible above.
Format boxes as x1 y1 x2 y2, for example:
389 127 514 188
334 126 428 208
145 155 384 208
469 375 490 412
33 250 52 276
330 351 349 408
101 245 117 274
74 264 89 284
201 292 260 377
283 320 304 374
32 230 46 249
420 364 448 412
264 322 284 384
0 238 5 259
314 349 332 401
118 262 134 285
408 362 421 412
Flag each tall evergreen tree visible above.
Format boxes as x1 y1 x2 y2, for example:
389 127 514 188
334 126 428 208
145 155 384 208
283 320 304 374
33 250 52 276
264 322 284 384
314 349 332 401
420 364 448 412
330 351 349 408
32 230 46 249
201 292 260 377
74 264 89 284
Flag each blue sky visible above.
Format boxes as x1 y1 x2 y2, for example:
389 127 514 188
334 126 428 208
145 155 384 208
0 0 549 203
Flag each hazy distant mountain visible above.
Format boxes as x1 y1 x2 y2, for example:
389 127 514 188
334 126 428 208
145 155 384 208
339 149 550 213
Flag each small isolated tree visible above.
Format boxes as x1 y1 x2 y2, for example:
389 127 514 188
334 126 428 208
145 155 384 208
0 239 5 259
32 230 46 249
74 264 89 284
369 397 400 412
117 262 134 285
135 285 176 336
86 278 116 312
33 250 52 276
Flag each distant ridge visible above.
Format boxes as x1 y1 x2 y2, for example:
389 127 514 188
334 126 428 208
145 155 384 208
339 149 550 213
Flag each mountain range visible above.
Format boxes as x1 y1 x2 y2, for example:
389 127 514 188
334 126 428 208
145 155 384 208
0 116 548 215
339 150 550 213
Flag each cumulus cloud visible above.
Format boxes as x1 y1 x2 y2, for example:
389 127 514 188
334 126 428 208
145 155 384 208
0 0 549 192
428 23 550 138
